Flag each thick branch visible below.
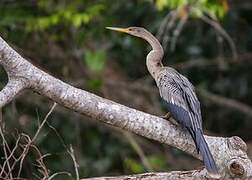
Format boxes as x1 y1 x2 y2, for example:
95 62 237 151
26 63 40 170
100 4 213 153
83 170 209 180
0 80 27 107
0 37 251 179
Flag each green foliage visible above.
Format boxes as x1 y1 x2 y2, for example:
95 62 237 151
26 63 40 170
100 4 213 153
148 155 168 170
26 3 104 31
155 0 228 18
87 78 103 91
124 155 168 173
84 50 106 73
155 0 187 10
203 0 228 18
84 50 106 91
124 158 145 173
0 1 104 32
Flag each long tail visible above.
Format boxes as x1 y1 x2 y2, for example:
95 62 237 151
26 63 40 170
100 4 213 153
194 129 220 178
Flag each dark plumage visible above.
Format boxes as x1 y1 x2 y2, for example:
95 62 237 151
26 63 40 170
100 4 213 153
157 67 219 176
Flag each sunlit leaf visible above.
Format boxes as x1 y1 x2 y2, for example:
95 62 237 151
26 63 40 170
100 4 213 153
156 0 169 10
154 0 228 19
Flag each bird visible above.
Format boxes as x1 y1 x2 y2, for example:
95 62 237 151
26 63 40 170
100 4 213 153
106 26 220 178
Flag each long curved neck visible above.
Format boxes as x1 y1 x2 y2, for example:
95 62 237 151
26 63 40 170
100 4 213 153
142 30 164 79
143 30 163 52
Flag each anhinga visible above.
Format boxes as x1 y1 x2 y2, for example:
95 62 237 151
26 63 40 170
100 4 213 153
107 26 220 178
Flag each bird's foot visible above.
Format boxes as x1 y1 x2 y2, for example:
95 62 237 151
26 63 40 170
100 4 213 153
160 112 179 126
160 112 171 120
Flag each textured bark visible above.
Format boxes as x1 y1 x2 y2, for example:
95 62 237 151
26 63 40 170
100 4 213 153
0 37 251 179
83 170 212 180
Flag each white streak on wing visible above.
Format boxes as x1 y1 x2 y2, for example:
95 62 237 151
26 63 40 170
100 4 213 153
171 97 174 104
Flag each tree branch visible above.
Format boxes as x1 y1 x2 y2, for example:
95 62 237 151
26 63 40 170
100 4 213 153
0 36 251 179
0 79 26 107
83 170 211 180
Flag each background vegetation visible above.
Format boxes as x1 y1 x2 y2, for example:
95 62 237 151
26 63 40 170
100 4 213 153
0 0 252 179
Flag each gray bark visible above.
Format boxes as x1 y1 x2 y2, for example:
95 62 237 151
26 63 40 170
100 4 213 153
0 37 251 179
83 170 217 180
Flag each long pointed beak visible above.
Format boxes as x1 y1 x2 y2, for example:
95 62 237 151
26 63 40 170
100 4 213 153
106 27 130 33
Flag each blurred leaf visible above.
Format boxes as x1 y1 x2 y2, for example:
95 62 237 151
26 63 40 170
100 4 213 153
156 0 169 10
154 0 228 18
87 79 103 91
191 7 203 17
26 3 104 31
84 50 106 73
148 155 168 170
155 0 187 10
124 158 145 173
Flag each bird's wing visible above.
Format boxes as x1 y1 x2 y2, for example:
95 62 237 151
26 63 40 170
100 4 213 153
157 68 202 130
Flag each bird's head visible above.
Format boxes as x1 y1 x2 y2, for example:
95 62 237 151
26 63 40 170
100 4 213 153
106 26 147 39
106 26 164 79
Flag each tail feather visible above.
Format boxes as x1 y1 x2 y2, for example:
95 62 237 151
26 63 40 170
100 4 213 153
187 128 199 153
195 130 220 178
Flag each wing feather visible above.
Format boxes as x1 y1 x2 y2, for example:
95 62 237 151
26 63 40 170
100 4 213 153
157 68 202 130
